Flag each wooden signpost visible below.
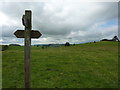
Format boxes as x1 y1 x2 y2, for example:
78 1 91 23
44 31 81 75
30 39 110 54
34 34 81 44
14 10 42 88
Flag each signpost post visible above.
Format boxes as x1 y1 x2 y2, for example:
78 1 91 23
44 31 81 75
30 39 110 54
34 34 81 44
14 10 42 89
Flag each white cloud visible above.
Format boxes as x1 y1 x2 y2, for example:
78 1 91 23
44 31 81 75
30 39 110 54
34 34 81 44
0 12 20 26
0 1 118 45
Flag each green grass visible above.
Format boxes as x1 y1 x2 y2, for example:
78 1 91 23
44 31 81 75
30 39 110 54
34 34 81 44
2 41 118 88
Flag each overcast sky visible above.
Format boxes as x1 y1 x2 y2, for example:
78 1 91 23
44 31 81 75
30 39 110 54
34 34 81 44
0 0 119 45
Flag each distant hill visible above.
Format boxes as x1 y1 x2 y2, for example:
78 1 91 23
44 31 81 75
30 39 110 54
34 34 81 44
9 44 21 46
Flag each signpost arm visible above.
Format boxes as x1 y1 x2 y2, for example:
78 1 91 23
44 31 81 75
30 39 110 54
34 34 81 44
24 10 31 88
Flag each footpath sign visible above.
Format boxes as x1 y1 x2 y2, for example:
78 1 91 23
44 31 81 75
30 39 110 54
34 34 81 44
14 10 42 89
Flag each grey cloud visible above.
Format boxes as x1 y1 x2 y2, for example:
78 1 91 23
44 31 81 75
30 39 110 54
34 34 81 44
1 37 24 45
0 1 118 44
2 25 23 37
1 2 45 18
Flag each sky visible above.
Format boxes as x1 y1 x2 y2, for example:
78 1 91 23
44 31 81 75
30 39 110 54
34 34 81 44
0 0 119 45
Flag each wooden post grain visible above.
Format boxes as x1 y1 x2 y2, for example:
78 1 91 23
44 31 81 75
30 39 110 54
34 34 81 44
24 10 31 88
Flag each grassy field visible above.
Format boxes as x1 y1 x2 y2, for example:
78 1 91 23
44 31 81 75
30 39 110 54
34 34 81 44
2 41 118 88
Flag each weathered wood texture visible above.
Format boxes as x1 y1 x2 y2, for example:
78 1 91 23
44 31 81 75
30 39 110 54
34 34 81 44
24 10 31 88
14 30 41 38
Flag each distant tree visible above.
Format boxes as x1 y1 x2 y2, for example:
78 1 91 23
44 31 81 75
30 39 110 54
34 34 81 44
101 36 120 42
2 45 8 51
112 36 119 42
101 39 109 41
73 44 75 46
42 46 44 49
65 42 70 46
